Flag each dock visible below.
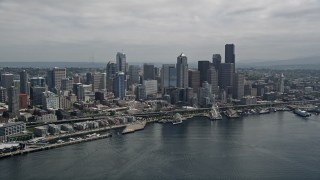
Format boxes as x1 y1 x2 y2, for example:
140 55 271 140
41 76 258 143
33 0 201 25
122 121 146 134
45 124 125 141
0 133 112 159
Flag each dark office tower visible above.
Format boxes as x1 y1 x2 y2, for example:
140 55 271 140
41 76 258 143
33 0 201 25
233 73 245 99
86 72 93 85
188 70 200 94
116 52 126 73
219 63 234 91
0 87 7 103
207 67 219 95
225 44 235 64
47 70 54 90
106 61 117 92
19 70 28 94
143 63 155 80
8 86 19 117
154 67 160 78
176 53 189 88
212 54 221 70
198 61 210 86
128 65 140 86
1 73 14 89
30 77 45 87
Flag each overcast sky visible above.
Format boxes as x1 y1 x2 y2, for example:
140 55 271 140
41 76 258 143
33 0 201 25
0 0 319 63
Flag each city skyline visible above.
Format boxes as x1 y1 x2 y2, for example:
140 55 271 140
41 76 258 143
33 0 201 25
0 0 319 63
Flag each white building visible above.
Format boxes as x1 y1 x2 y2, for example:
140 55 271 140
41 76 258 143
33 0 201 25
42 91 59 110
143 80 157 95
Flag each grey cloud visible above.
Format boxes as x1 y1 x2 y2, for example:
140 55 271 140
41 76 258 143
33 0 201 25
0 0 319 63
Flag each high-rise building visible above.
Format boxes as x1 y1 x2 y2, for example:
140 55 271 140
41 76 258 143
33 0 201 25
20 70 28 94
0 87 6 103
116 52 126 73
279 73 285 93
188 70 200 94
143 63 155 80
30 86 46 106
86 72 93 85
212 54 221 70
233 73 245 99
225 44 235 64
219 63 234 91
8 86 19 117
1 73 14 89
42 91 59 110
207 67 219 95
198 61 210 86
154 67 161 78
161 64 177 92
92 73 106 92
135 84 146 100
30 77 45 87
199 81 212 107
176 53 188 88
73 83 85 101
128 65 140 86
19 94 28 109
61 77 73 91
48 67 66 90
106 61 117 92
143 80 157 96
113 72 125 99
47 70 54 90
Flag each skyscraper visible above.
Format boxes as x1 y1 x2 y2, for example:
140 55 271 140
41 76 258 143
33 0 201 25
198 61 210 85
161 64 177 92
116 52 126 73
106 61 117 92
128 65 140 86
113 72 125 99
8 86 19 117
30 86 46 106
188 70 200 94
73 83 85 101
143 63 155 80
92 73 107 92
48 67 66 90
86 72 93 85
207 67 219 95
279 73 285 93
212 54 221 70
225 44 235 64
176 53 188 88
219 63 234 91
1 73 14 89
0 87 6 103
61 77 73 91
233 73 245 99
20 70 28 94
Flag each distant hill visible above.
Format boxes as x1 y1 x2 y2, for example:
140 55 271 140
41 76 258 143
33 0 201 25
239 56 320 69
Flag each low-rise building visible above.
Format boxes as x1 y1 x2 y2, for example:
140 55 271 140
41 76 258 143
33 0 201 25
0 122 26 142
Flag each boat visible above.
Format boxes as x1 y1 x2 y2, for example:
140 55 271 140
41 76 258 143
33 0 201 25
172 113 183 125
294 109 311 117
257 108 270 114
209 104 222 120
57 140 64 144
224 109 240 118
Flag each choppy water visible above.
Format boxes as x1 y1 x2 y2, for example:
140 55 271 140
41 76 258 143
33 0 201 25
1 112 320 180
